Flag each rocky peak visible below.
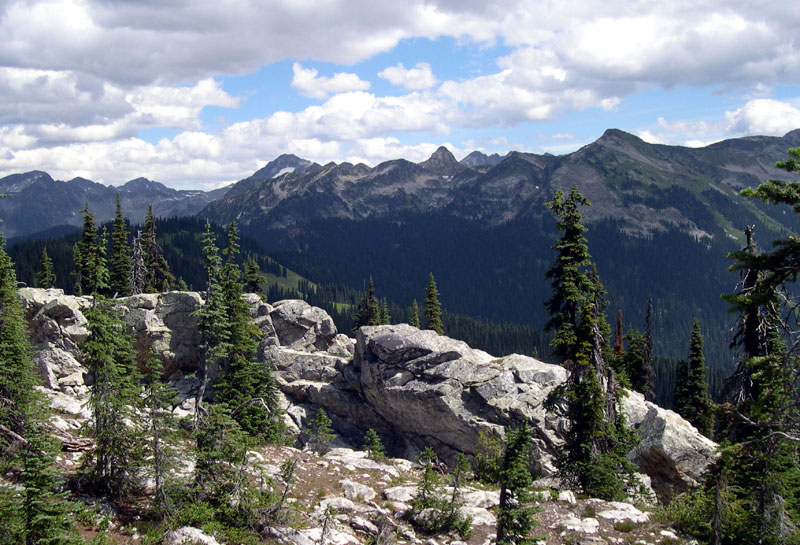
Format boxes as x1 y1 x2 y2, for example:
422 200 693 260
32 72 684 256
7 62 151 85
253 154 319 180
0 170 54 194
120 177 172 196
460 150 505 168
784 128 800 145
419 146 466 176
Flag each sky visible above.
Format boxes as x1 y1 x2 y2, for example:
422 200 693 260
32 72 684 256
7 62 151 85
0 1 799 190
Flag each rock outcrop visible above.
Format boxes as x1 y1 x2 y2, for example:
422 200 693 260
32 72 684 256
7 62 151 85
19 288 716 499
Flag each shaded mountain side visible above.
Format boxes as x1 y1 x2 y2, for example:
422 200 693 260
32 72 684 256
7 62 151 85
0 171 228 238
250 213 738 371
201 129 800 242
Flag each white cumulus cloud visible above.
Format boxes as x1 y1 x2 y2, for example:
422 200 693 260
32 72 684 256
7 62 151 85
291 63 371 99
378 62 438 90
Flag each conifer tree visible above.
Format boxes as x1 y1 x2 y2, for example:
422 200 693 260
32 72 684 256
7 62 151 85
94 226 111 295
643 298 654 395
408 447 471 537
194 222 230 425
36 246 56 289
129 230 146 296
243 256 262 294
83 302 144 498
73 203 99 295
545 187 636 500
19 423 84 544
367 276 380 326
380 297 390 325
193 405 267 525
424 272 443 334
410 299 420 328
0 237 81 543
624 327 654 398
142 351 179 518
706 151 800 544
362 428 386 460
0 235 40 441
352 277 382 331
497 422 538 545
110 193 131 297
675 320 713 436
199 221 285 441
141 205 175 292
613 309 624 357
307 408 335 454
544 186 592 363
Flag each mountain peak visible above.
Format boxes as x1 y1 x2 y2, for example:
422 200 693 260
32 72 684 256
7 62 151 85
253 154 317 180
120 177 171 194
419 146 465 176
784 128 800 145
460 150 505 168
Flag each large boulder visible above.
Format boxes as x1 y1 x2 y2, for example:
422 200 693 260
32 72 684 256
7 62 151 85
19 288 92 395
622 391 718 498
351 324 567 472
269 299 338 352
113 291 204 376
297 324 717 497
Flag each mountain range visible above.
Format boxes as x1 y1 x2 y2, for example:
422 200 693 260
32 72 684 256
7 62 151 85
201 128 800 243
5 129 800 376
0 171 228 239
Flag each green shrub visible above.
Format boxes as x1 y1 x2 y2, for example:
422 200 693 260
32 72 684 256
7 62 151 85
472 429 503 484
613 519 637 532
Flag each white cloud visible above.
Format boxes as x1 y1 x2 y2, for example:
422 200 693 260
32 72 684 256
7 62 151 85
378 62 438 90
291 63 371 99
725 99 800 136
3 0 800 187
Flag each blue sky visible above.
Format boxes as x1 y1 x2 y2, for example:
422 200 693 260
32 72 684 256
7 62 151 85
0 0 799 189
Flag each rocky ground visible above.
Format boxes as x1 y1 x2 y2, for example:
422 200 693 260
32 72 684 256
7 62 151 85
18 288 712 544
49 433 692 545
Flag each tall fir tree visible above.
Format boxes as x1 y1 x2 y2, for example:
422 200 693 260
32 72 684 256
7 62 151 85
35 246 55 289
380 297 390 325
613 309 624 357
141 205 175 292
197 221 284 441
674 319 713 437
0 236 81 544
351 276 381 331
0 234 43 441
142 351 180 518
110 193 131 297
643 298 654 400
73 203 99 295
625 327 654 398
367 276 380 325
691 150 800 545
243 256 262 294
82 302 144 499
544 186 592 363
194 221 230 426
545 187 636 500
424 272 444 335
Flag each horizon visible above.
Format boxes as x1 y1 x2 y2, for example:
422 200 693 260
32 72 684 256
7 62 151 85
5 126 800 191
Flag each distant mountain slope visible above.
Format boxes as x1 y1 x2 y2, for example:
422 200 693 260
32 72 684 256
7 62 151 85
202 129 800 243
0 172 229 238
198 129 800 379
